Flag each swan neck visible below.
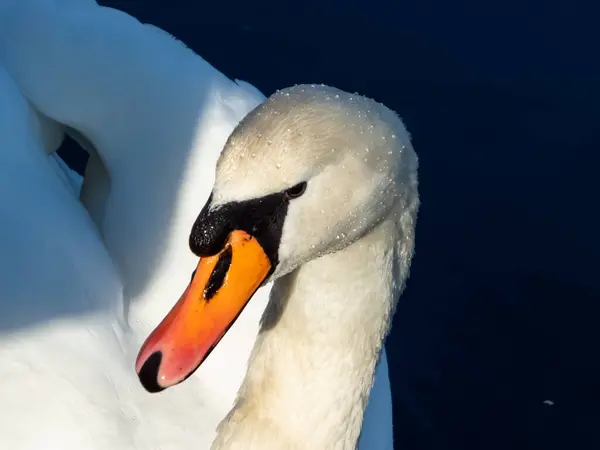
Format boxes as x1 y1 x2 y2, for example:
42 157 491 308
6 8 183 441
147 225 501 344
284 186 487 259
212 220 401 449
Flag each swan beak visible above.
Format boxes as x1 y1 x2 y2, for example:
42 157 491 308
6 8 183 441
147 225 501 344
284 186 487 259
135 229 271 392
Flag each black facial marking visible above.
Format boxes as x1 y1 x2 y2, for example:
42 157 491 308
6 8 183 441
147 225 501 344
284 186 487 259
204 245 233 300
189 183 306 270
189 193 234 256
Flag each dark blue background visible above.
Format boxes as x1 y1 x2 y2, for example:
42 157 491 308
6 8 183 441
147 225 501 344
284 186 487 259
59 1 600 448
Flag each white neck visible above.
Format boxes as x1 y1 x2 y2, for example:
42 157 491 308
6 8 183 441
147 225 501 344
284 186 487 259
212 218 410 449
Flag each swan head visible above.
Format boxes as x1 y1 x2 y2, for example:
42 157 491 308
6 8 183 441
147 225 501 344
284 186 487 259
136 84 418 392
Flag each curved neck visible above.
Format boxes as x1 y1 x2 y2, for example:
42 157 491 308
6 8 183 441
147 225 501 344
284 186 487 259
212 219 406 449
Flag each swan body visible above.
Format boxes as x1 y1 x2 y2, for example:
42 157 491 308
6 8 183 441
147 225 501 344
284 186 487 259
0 1 398 449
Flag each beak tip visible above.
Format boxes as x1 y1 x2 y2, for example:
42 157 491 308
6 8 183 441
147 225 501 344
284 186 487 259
137 351 166 394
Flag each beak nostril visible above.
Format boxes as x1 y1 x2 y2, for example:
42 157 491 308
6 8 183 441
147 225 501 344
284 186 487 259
137 351 165 393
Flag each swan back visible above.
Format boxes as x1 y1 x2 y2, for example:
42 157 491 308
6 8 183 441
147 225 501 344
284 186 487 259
0 2 265 306
0 64 129 448
0 65 119 314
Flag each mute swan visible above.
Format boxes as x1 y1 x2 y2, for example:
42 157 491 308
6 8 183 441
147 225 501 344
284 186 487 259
0 2 398 449
136 84 419 448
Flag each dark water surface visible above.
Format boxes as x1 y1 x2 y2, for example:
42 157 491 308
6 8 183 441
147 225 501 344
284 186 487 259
58 1 600 448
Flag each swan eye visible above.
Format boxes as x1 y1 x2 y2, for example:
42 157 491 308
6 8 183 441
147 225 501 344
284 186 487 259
284 182 307 200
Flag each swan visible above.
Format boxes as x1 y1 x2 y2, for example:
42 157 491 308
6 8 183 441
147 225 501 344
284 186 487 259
0 1 400 448
136 84 420 448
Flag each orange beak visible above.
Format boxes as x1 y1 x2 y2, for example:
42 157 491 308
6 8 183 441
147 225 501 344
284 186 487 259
135 229 271 392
